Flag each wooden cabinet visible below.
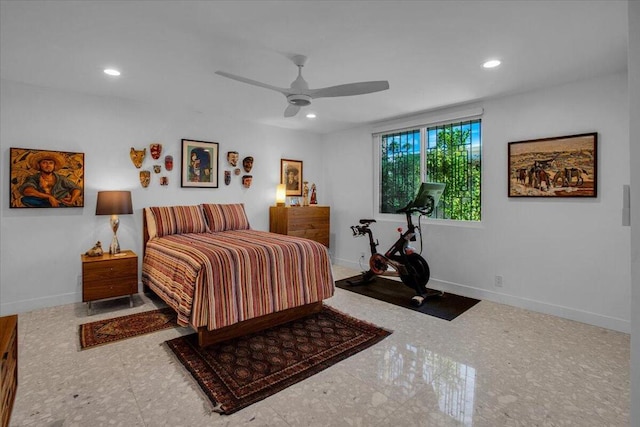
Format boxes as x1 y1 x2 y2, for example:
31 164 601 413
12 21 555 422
269 206 330 247
81 250 138 314
0 315 17 427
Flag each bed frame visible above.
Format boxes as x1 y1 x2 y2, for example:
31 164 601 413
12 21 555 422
142 211 323 347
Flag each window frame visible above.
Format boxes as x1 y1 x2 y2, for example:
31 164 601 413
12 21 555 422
373 114 483 225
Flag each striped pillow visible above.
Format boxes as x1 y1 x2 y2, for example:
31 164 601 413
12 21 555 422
219 203 251 230
148 206 177 237
172 205 208 234
201 203 226 232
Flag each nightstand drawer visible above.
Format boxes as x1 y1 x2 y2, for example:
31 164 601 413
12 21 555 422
83 277 137 301
82 258 137 281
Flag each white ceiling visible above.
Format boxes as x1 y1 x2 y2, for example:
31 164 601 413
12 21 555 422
0 0 629 135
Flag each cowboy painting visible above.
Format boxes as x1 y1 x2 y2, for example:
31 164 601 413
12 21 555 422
10 148 85 208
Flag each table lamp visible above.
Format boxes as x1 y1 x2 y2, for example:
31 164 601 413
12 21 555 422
276 184 286 206
96 190 133 254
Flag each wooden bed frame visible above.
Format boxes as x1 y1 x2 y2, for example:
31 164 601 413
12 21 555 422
142 210 324 347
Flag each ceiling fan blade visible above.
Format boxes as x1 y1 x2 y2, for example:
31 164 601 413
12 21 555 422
215 71 292 95
284 104 301 117
308 80 389 99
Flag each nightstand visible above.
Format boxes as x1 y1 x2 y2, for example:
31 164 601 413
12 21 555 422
81 250 138 315
0 315 17 427
269 206 330 247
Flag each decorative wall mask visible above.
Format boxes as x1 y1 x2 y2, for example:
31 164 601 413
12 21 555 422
165 155 173 171
130 147 146 168
224 170 231 185
243 156 254 173
150 143 163 160
153 165 161 174
227 151 239 167
139 170 151 188
242 175 253 188
160 176 169 186
234 168 241 175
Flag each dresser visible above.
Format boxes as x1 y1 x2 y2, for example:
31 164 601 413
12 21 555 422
0 315 17 427
81 250 138 314
269 206 330 247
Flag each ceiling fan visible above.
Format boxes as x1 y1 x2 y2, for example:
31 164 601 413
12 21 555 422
215 55 390 117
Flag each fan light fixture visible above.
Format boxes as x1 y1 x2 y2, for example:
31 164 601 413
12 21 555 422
483 59 501 69
306 113 317 119
104 68 121 76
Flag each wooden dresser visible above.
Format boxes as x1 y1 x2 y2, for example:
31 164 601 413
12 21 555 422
269 206 330 247
81 250 138 314
0 315 17 427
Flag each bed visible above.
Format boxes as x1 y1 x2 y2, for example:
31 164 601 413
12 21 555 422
141 203 335 346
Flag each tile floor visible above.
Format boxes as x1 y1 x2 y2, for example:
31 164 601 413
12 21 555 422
9 265 630 426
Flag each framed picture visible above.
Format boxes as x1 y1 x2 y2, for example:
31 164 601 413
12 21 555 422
10 147 85 208
181 139 219 188
508 132 597 197
281 158 303 196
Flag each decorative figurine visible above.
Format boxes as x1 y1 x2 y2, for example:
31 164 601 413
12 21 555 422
227 151 239 167
302 181 309 206
242 175 253 188
164 155 173 171
85 241 104 257
130 147 146 168
150 143 162 160
224 170 231 185
310 183 317 205
153 164 161 173
139 170 151 188
243 156 254 173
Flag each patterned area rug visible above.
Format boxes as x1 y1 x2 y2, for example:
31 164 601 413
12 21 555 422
79 307 178 349
166 305 392 415
336 276 480 321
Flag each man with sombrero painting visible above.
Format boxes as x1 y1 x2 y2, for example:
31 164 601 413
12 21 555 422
19 151 82 207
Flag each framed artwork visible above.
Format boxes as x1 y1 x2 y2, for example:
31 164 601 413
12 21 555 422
508 132 597 197
181 139 219 188
10 147 85 208
281 158 303 196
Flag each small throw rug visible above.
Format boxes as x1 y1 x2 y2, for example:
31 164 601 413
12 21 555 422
166 305 392 415
79 307 177 349
336 276 480 321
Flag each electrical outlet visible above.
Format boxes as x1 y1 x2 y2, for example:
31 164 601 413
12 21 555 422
495 275 503 287
360 252 366 259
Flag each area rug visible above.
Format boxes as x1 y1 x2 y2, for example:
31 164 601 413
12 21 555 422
79 307 178 349
336 276 480 321
166 305 392 415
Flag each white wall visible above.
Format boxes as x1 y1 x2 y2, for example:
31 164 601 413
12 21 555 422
324 72 631 333
0 79 325 314
628 1 639 425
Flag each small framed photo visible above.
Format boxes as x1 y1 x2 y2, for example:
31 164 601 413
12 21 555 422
10 147 85 208
508 132 597 197
281 158 303 196
181 139 219 188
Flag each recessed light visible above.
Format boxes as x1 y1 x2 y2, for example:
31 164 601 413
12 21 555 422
483 59 501 69
104 68 121 76
306 113 317 119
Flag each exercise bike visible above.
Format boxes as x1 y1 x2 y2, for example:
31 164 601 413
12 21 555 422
348 183 445 307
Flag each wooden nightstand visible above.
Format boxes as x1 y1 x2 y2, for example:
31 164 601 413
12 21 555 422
0 315 17 427
81 250 138 315
269 206 330 247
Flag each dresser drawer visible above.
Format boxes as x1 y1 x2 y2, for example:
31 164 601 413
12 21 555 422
83 277 137 301
83 258 137 281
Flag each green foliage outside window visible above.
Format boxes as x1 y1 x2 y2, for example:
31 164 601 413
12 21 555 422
380 119 481 221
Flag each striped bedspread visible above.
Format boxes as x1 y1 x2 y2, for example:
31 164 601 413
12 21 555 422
142 230 334 331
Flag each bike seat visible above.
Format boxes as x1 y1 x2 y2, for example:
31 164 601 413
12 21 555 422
359 219 376 224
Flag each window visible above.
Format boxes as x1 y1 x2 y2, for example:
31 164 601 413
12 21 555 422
378 119 481 221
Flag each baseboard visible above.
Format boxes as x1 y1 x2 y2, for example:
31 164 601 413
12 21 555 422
334 258 630 333
0 292 78 316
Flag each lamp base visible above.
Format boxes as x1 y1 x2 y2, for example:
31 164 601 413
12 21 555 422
109 233 120 255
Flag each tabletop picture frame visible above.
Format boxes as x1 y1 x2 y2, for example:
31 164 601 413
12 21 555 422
280 158 303 196
181 139 219 188
508 132 597 198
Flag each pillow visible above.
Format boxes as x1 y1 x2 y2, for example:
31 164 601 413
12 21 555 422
201 203 250 231
172 205 208 234
218 203 251 231
144 208 158 240
201 203 226 232
147 206 177 237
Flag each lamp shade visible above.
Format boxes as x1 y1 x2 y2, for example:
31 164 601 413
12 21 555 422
276 184 286 206
95 191 133 215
